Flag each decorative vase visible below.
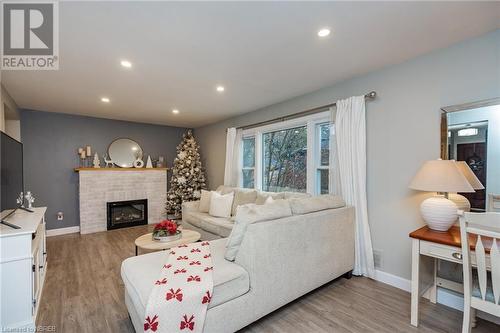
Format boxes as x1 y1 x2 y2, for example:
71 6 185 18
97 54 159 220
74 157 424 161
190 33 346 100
153 230 182 242
146 155 153 168
134 158 144 168
420 195 458 231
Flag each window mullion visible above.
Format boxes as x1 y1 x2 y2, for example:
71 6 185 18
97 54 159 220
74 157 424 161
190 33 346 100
306 120 315 194
255 132 263 191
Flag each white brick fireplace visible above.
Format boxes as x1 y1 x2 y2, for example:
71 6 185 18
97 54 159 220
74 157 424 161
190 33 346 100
77 169 167 234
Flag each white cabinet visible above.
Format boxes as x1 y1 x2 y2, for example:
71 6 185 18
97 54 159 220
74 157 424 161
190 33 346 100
0 207 47 330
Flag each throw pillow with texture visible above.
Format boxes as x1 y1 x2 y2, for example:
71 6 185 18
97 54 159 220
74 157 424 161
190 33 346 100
255 192 285 205
231 190 258 216
225 199 292 261
264 196 274 204
209 191 234 218
198 189 213 213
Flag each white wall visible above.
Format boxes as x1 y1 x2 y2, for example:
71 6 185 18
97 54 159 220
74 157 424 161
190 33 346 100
195 29 500 280
448 105 500 198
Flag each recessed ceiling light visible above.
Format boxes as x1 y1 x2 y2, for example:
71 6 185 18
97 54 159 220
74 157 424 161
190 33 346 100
101 97 110 103
120 60 132 68
172 109 180 114
216 85 225 92
317 28 331 37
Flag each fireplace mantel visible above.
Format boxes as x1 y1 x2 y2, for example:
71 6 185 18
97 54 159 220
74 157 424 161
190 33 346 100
74 167 169 172
77 169 167 234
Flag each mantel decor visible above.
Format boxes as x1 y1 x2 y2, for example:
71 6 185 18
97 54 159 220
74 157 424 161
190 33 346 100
74 167 168 172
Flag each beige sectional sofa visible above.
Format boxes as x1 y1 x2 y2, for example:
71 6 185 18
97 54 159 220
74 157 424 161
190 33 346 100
181 186 313 240
121 189 355 332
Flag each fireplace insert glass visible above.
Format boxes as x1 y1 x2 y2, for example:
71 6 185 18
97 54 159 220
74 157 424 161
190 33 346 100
107 199 148 230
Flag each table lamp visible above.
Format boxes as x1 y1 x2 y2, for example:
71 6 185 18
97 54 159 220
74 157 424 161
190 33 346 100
409 159 474 231
448 161 484 211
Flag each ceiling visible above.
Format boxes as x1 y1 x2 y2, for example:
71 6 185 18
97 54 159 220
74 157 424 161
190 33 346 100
2 1 499 128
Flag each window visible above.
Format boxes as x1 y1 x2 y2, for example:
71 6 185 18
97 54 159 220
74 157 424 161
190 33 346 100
242 137 255 188
240 111 333 194
263 126 307 192
316 123 330 194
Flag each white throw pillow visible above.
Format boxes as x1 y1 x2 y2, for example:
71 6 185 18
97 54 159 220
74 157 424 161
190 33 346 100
209 191 234 218
255 192 285 205
225 199 292 261
198 189 212 213
264 196 274 204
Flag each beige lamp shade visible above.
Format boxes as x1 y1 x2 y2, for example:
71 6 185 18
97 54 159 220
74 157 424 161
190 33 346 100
409 159 474 193
456 161 484 190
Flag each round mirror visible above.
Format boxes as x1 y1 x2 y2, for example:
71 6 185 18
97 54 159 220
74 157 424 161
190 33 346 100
108 138 143 168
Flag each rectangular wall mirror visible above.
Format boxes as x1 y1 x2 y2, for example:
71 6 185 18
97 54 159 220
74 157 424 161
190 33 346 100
441 98 500 212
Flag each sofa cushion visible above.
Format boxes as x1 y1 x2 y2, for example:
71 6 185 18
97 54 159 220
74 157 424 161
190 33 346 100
183 211 233 237
225 199 292 261
209 191 234 218
289 194 346 215
255 191 285 205
283 191 311 200
216 185 235 194
199 190 212 213
183 211 208 229
121 238 250 317
201 216 234 238
231 190 257 216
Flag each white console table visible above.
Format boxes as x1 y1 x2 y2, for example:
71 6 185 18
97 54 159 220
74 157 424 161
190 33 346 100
0 207 47 330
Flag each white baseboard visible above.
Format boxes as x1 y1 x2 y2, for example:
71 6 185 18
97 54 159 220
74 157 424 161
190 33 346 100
46 226 80 237
374 269 411 292
373 269 500 325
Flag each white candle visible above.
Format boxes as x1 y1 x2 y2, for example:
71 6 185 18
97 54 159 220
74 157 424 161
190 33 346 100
81 151 86 159
86 146 91 156
78 147 83 154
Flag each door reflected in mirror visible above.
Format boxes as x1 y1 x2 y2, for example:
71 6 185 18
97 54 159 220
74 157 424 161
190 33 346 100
442 101 500 212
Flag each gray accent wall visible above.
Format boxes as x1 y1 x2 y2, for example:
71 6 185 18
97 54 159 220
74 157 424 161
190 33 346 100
195 29 500 280
21 110 187 230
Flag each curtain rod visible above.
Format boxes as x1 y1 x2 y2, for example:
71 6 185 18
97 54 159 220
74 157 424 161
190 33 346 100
235 91 376 131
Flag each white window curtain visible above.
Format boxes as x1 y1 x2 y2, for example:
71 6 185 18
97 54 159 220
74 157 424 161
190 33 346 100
334 96 375 278
224 127 242 186
328 107 341 196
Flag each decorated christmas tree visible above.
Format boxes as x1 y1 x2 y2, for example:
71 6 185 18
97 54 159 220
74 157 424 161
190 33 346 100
166 129 207 216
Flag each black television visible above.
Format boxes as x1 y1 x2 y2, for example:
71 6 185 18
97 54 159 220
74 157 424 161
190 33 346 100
1 131 25 228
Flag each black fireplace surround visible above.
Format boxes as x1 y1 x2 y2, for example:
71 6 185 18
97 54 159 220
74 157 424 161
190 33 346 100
107 199 148 230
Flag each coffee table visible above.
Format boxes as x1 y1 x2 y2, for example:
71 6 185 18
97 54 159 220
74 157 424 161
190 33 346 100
134 229 201 256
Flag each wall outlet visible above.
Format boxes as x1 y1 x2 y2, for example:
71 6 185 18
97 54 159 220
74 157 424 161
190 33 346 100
373 249 383 269
57 212 64 221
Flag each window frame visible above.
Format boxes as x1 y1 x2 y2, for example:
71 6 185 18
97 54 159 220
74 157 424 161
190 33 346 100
241 136 256 189
315 122 330 195
239 111 330 194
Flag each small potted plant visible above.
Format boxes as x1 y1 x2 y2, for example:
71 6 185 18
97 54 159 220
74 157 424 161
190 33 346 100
153 219 181 242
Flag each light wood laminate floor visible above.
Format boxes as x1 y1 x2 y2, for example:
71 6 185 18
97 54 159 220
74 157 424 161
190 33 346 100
38 225 500 333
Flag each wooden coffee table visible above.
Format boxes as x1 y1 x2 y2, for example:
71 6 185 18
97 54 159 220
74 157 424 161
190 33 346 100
134 229 201 256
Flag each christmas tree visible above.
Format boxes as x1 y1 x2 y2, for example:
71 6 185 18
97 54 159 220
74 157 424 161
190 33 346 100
166 129 207 216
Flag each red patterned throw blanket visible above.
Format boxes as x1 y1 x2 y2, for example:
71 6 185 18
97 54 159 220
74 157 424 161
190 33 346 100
144 241 214 333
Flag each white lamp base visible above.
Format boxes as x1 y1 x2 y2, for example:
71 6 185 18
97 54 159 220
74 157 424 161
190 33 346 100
448 193 471 212
420 195 458 231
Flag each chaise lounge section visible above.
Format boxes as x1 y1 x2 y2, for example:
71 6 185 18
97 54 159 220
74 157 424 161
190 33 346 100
121 195 355 332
